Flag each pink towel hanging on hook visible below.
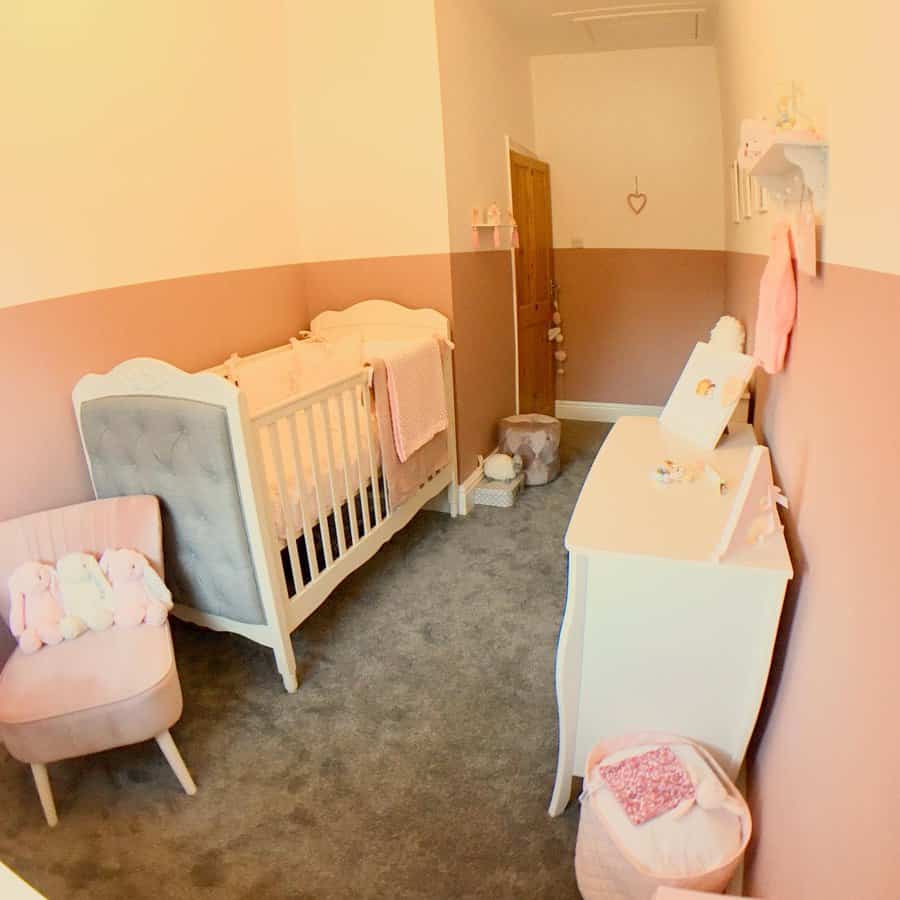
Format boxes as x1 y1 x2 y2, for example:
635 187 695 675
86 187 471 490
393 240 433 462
754 222 797 375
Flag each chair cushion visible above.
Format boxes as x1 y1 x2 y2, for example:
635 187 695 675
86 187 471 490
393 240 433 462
0 624 174 725
0 624 182 764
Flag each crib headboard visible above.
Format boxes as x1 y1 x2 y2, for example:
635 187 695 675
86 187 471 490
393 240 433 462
72 359 277 629
310 299 450 343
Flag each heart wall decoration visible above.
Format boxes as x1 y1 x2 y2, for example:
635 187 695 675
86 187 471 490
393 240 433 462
627 176 647 215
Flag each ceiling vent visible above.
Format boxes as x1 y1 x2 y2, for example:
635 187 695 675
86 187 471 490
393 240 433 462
552 2 717 50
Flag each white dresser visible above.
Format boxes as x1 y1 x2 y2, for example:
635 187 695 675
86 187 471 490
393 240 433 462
549 417 792 816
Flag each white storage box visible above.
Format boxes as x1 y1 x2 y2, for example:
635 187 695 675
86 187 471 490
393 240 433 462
472 474 524 508
576 733 751 900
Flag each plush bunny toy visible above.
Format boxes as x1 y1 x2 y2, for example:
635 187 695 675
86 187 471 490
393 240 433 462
99 549 172 627
56 552 115 632
483 452 523 482
7 562 85 654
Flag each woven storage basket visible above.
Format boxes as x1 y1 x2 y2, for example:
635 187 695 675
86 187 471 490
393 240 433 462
575 733 751 900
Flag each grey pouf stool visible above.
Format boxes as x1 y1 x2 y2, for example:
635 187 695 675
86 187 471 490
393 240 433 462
498 414 561 486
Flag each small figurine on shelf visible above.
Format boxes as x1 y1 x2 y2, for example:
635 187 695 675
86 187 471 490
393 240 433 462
487 202 501 249
471 207 481 251
775 81 819 136
775 94 796 131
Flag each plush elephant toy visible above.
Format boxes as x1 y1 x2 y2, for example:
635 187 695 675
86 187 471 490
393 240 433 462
99 549 172 627
7 562 85 654
56 552 115 632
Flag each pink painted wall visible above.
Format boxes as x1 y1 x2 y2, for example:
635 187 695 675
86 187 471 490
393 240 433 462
1 266 307 521
726 253 900 900
2 250 514 523
449 251 517 476
301 254 453 322
555 248 725 405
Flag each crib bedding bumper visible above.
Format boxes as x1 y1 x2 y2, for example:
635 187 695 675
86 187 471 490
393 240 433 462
260 397 382 544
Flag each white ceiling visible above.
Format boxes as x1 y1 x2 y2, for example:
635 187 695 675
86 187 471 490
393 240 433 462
485 0 719 55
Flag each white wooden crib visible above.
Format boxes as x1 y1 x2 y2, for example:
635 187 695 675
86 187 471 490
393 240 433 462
72 300 458 692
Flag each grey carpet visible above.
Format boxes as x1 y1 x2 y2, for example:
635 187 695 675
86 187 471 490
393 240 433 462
0 421 610 900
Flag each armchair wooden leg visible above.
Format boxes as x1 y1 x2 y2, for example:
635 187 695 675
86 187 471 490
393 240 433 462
30 764 58 827
155 731 197 796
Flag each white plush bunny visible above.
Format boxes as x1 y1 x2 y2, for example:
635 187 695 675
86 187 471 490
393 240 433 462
56 552 115 632
708 315 746 354
483 452 523 482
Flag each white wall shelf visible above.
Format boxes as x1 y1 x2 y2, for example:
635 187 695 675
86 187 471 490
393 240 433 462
749 134 828 214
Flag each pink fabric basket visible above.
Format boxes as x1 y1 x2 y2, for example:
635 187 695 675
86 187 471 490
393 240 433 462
575 732 751 900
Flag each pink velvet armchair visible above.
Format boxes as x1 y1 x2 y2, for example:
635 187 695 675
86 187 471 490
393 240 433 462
0 495 196 826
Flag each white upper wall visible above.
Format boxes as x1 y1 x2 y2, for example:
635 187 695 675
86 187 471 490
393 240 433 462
286 1 450 263
0 1 301 309
434 0 536 253
716 0 899 274
531 46 725 251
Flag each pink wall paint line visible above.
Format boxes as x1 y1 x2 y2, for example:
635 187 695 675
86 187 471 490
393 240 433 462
726 253 900 900
554 248 725 406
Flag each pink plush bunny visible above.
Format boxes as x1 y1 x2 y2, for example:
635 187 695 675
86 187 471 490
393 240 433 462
7 562 85 654
99 549 172 627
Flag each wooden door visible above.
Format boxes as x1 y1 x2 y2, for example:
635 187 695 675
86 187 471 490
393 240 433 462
510 150 556 416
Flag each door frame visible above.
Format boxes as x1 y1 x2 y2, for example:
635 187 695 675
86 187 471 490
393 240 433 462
505 134 550 415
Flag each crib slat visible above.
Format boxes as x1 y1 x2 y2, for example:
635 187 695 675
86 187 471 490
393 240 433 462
300 406 334 568
287 412 319 580
320 398 347 557
361 379 383 524
266 422 304 598
335 390 360 546
350 384 373 535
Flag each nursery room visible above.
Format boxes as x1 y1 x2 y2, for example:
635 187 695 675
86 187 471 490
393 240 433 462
0 1 897 898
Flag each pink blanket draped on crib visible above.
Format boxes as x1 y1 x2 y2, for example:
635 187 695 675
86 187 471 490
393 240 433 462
383 338 448 462
370 345 449 511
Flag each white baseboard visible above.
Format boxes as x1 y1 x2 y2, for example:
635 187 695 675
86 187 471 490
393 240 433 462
555 400 663 423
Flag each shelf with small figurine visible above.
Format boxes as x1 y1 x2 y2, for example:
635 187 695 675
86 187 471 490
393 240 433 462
471 203 519 250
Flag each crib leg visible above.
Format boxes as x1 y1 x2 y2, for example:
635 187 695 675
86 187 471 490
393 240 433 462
274 639 299 693
280 666 299 693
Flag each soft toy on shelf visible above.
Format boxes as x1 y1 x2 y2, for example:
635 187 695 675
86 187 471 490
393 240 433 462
56 552 115 632
100 548 173 627
7 562 86 654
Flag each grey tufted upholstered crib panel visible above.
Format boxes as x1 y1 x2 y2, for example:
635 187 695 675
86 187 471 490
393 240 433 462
79 395 267 626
